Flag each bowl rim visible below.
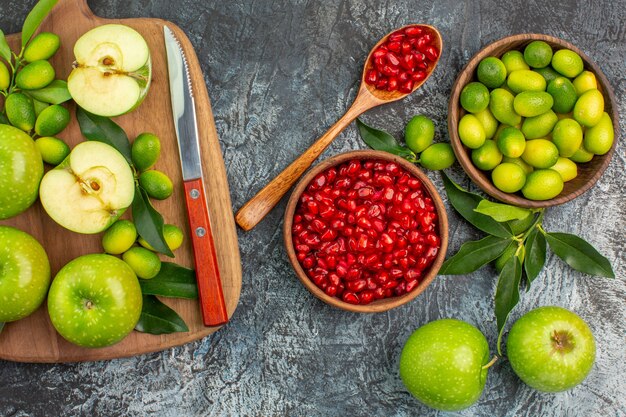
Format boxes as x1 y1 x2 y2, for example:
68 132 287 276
283 149 449 313
447 33 619 208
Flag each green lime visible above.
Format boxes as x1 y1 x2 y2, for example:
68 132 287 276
139 224 185 252
122 246 162 279
460 82 490 113
471 140 502 171
34 136 70 165
503 156 534 174
533 66 560 84
15 60 55 90
521 139 559 169
521 109 558 139
569 146 594 163
551 49 584 78
523 41 553 68
522 169 564 200
35 104 70 136
458 114 486 149
572 71 597 96
550 157 578 182
473 108 499 139
0 62 9 90
547 77 578 114
496 126 526 158
405 115 435 153
507 70 546 93
513 91 553 117
573 89 604 127
489 88 522 126
552 118 583 157
5 93 36 132
139 170 174 200
477 57 507 88
583 112 614 155
102 220 137 255
492 162 526 193
23 32 61 62
501 50 530 73
131 132 161 172
419 143 456 170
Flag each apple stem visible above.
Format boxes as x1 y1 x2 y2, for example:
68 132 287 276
481 355 499 370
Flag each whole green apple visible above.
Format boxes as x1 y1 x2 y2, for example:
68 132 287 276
399 319 494 411
507 306 595 392
0 226 51 322
47 254 142 348
0 124 44 219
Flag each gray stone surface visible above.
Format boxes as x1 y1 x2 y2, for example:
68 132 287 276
1 0 625 416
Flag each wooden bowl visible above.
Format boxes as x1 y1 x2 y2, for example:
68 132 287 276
283 150 448 313
448 34 619 208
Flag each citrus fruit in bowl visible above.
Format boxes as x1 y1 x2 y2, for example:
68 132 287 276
448 34 618 208
283 150 448 313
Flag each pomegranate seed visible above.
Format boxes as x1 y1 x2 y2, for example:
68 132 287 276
424 45 439 62
374 287 386 299
404 26 423 37
347 279 367 293
381 65 400 77
342 292 359 304
399 80 414 93
325 285 338 297
389 33 405 42
366 277 378 290
372 48 387 60
365 69 378 85
321 229 338 242
426 233 440 247
375 78 388 89
406 269 422 281
387 77 398 91
387 41 401 52
360 291 374 304
346 268 362 281
394 282 407 296
386 52 400 67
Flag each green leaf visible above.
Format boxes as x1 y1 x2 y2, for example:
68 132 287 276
440 235 512 275
441 172 512 238
139 262 197 299
524 227 546 285
0 322 4 335
495 254 522 355
544 232 614 278
76 107 132 163
474 200 533 222
25 80 71 104
0 30 12 63
135 295 189 335
356 118 417 161
132 186 175 257
21 0 59 48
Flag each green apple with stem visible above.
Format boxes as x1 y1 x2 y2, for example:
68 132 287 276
68 24 151 117
0 226 51 323
507 306 596 392
39 141 135 234
0 124 44 219
47 254 142 348
399 319 497 411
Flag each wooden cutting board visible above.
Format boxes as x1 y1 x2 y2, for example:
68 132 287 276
0 0 241 362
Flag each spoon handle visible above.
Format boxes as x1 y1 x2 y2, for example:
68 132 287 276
235 90 377 231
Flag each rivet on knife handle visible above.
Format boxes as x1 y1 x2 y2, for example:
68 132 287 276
184 179 228 326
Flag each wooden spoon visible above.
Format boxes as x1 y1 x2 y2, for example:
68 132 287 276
235 24 442 231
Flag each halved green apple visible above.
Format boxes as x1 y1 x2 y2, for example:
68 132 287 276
68 24 151 117
39 141 135 234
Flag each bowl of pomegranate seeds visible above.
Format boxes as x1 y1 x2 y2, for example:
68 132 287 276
284 150 448 313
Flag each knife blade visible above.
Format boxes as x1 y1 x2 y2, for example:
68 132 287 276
164 25 228 327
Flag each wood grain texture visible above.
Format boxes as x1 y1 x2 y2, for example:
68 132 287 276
0 0 241 362
448 33 619 208
234 25 442 231
282 150 448 313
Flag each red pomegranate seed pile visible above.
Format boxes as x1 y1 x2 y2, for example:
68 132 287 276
364 25 440 93
292 159 441 305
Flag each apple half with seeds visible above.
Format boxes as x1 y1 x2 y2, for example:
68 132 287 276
68 24 151 117
39 141 134 234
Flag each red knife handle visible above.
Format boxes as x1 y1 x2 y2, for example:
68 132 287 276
183 178 229 327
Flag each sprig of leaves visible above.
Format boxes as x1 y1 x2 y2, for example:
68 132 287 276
440 172 614 353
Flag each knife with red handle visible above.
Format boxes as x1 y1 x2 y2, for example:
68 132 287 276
164 26 228 327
